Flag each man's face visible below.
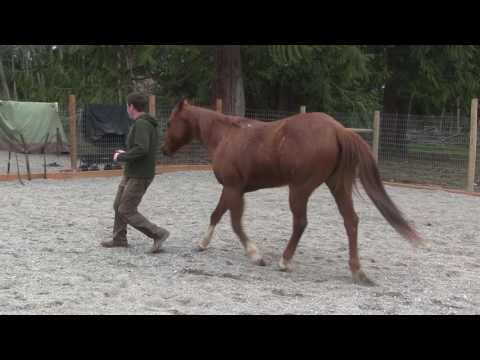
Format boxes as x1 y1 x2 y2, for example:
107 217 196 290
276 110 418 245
127 104 133 119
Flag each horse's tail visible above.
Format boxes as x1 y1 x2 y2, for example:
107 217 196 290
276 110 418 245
333 127 424 246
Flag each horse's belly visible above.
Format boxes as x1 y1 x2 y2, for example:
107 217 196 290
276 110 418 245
244 166 288 190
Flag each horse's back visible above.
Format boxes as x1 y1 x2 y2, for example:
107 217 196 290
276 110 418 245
283 112 344 130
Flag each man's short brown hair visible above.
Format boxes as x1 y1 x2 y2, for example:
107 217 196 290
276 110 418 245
127 93 149 112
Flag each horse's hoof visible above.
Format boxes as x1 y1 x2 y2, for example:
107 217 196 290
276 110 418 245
415 238 432 251
253 258 267 267
278 258 293 272
194 244 208 252
353 271 376 287
148 248 165 255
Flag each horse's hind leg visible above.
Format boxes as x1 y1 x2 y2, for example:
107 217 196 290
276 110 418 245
279 185 311 272
197 188 229 251
228 188 266 266
327 181 375 286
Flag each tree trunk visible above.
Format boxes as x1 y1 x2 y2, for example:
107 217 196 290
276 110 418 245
11 53 17 100
456 97 461 133
440 106 446 134
13 80 17 100
407 93 414 122
381 46 410 160
117 50 123 103
214 46 245 116
0 56 11 99
123 46 136 91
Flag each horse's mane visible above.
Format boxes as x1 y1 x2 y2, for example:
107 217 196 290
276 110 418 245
190 105 243 128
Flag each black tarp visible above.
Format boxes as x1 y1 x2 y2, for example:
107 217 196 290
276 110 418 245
79 104 133 167
82 104 132 142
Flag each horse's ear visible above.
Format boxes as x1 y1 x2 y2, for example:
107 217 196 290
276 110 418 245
177 98 189 112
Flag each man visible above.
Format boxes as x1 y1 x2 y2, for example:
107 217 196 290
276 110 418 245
101 93 169 254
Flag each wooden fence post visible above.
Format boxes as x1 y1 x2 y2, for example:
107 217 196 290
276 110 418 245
372 111 381 163
216 99 223 113
300 105 306 114
467 98 478 192
68 95 78 171
149 95 156 117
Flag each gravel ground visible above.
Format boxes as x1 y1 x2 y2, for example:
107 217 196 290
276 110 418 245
1 171 479 315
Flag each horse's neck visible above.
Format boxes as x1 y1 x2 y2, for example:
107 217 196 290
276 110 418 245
190 108 236 151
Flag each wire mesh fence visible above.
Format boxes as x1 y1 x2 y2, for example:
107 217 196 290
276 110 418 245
244 108 298 122
331 111 374 145
2 100 479 193
62 104 132 172
377 113 472 190
76 105 128 171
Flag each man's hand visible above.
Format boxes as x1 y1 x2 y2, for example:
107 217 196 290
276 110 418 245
113 150 126 162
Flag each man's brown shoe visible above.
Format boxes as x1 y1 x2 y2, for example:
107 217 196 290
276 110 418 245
101 240 129 248
149 230 170 254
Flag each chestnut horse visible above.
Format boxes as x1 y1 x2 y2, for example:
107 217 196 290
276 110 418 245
161 100 424 286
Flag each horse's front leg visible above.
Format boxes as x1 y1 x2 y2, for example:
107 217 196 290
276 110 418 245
228 188 266 266
196 187 229 251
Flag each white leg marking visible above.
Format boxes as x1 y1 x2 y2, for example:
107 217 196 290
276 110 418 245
198 225 215 250
246 241 261 260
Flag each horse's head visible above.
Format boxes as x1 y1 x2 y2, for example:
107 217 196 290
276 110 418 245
161 99 194 156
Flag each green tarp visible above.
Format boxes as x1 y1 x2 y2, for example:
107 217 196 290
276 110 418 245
0 100 69 154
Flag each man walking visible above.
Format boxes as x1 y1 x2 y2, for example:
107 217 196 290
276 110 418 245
101 93 169 254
